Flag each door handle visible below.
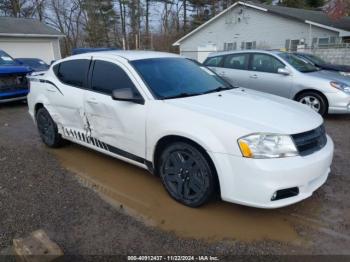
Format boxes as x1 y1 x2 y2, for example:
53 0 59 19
219 72 226 76
250 74 258 79
87 99 98 105
46 88 56 93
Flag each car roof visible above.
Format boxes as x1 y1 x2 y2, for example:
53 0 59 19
293 52 313 56
69 50 180 61
207 50 284 58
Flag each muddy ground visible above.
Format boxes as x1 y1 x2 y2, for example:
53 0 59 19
0 102 349 259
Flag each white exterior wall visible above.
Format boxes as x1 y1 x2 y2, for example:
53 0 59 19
179 6 338 61
0 37 62 64
300 47 350 65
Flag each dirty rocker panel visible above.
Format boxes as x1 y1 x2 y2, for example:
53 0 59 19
62 127 153 169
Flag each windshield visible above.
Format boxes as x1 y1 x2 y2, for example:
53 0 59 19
279 53 318 73
302 54 327 65
0 51 17 66
131 58 235 99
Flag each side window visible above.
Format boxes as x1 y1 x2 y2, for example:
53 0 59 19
54 59 90 88
223 54 249 70
204 56 223 67
251 54 285 73
91 60 137 95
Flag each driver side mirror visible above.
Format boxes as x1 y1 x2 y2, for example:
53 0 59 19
278 68 290 75
112 88 144 105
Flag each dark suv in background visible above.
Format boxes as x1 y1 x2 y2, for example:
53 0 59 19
294 52 350 77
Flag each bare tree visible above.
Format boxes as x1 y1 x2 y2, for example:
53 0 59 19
46 0 84 56
0 0 45 18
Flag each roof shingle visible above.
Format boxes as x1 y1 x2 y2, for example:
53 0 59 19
256 3 350 32
0 17 64 37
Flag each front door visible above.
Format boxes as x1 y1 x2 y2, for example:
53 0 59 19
84 58 146 161
247 53 293 98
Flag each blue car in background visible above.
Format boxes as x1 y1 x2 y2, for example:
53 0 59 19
15 58 49 72
0 50 32 103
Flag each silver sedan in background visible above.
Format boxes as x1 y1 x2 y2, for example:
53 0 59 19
203 50 350 116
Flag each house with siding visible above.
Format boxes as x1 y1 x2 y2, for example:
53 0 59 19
173 1 350 62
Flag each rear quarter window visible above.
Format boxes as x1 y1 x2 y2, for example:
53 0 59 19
54 59 90 88
203 56 223 67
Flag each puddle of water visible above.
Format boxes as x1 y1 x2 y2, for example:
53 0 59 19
52 144 300 243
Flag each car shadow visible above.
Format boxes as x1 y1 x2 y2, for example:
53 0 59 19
324 114 350 121
0 100 27 110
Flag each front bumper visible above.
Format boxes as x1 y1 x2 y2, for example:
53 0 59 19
211 135 334 208
326 92 350 114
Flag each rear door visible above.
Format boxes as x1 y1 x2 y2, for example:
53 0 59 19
83 57 147 161
247 53 293 98
209 53 250 87
46 59 90 136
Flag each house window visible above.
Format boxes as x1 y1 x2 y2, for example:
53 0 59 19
241 41 256 50
290 40 300 51
224 42 237 51
318 38 329 46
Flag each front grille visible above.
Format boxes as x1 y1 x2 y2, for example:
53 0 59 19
291 125 327 156
0 74 28 93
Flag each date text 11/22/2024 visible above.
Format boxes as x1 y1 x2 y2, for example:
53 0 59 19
127 255 219 261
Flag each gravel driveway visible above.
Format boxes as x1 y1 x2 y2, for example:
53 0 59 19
0 102 349 260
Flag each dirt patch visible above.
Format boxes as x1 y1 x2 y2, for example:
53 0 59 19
53 144 300 243
1 104 350 255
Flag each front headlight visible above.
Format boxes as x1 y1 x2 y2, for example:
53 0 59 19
238 134 298 159
330 81 350 94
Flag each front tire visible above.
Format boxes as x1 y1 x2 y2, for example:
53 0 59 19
158 142 216 207
297 91 328 116
36 107 63 148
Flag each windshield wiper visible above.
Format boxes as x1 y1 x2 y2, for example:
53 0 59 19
161 85 236 100
202 86 235 95
301 69 319 73
162 92 202 100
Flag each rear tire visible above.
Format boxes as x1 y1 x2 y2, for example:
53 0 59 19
297 91 328 116
35 107 63 148
158 142 216 207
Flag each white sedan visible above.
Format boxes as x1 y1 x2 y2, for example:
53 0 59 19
27 51 334 208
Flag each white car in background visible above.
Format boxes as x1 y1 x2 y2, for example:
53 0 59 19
27 51 334 208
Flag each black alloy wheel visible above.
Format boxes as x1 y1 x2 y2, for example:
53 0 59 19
36 107 63 148
159 142 216 207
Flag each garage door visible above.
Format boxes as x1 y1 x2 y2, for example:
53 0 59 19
197 44 217 63
0 40 55 64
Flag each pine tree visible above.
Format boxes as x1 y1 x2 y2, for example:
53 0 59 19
83 0 117 47
306 0 325 8
279 0 305 8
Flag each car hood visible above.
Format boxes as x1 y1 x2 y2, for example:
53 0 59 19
306 70 350 84
164 88 323 135
0 65 32 75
